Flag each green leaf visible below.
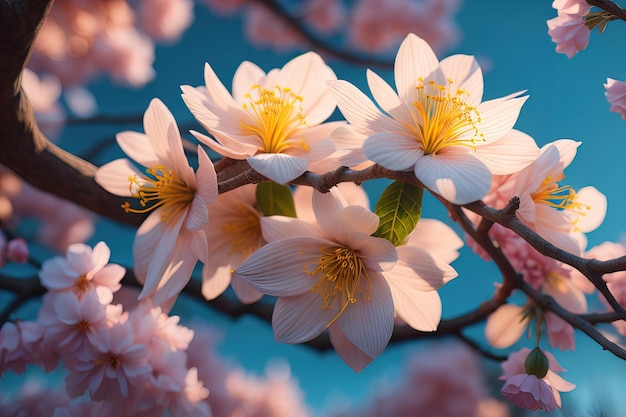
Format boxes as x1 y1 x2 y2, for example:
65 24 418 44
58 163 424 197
256 182 297 218
372 181 423 246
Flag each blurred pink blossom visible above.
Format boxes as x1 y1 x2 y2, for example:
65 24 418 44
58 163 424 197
547 0 591 58
302 0 348 34
200 0 248 15
349 0 460 53
244 3 306 51
0 378 70 417
21 68 66 139
604 78 626 120
0 320 44 375
135 0 194 42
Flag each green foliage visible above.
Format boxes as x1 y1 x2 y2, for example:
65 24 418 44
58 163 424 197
255 181 297 218
372 180 423 246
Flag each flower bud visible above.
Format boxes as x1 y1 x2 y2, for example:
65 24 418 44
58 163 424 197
525 347 549 379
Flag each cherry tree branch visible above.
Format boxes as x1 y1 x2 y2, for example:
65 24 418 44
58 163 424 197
586 0 626 22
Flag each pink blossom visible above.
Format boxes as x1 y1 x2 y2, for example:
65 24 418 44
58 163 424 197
547 0 591 58
200 0 248 15
21 68 65 139
38 241 124 301
302 0 347 34
604 78 626 120
244 3 306 51
500 348 575 411
128 302 195 352
545 312 575 350
6 237 29 263
0 320 44 375
135 0 194 43
65 320 151 403
0 378 70 417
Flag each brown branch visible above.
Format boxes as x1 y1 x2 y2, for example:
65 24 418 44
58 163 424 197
587 0 626 22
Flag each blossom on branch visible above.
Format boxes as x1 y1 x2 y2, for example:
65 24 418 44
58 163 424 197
604 78 626 120
547 0 592 58
500 347 575 411
181 52 343 184
95 99 218 308
327 33 535 204
235 187 457 371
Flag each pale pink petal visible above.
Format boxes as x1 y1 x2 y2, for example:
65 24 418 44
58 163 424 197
476 93 527 143
406 219 463 263
328 205 380 242
143 99 185 176
195 146 218 205
288 136 337 161
190 130 256 159
439 54 484 105
261 216 324 242
272 293 335 343
485 304 527 348
350 232 397 272
476 129 540 175
201 263 232 300
328 324 374 373
247 153 308 184
544 278 587 314
414 148 491 205
574 186 606 233
235 237 335 296
115 131 159 168
387 245 457 291
231 274 263 304
232 60 266 103
95 159 144 197
394 33 445 107
391 285 442 331
338 274 394 358
366 69 413 125
547 139 580 170
363 131 422 171
202 62 239 111
312 187 347 232
326 125 369 167
66 243 95 273
185 195 208 231
546 370 576 392
91 241 111 271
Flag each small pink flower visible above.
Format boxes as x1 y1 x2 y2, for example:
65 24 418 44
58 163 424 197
6 237 29 263
38 241 124 302
500 348 575 411
547 0 591 58
0 320 44 375
604 78 626 120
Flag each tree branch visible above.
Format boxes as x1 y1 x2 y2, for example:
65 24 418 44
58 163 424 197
586 0 626 22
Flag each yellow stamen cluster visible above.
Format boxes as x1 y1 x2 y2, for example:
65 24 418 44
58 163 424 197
305 246 371 325
222 204 262 258
531 176 590 217
122 165 195 223
241 84 307 154
411 78 484 155
75 273 90 296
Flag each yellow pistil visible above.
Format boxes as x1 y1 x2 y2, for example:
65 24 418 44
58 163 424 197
531 176 590 217
122 165 195 223
410 78 483 155
95 353 121 370
222 204 263 258
241 84 307 154
305 246 371 326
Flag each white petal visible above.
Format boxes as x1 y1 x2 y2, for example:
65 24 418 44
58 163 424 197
116 131 159 168
476 94 527 143
476 129 540 175
394 33 445 107
186 195 208 231
95 159 143 197
363 131 422 171
329 205 380 241
414 149 491 204
202 62 239 111
439 54 484 105
388 245 457 291
247 153 308 184
261 216 323 242
406 219 463 263
328 325 374 373
351 233 397 272
272 294 334 344
338 274 394 358
327 80 400 134
235 237 333 296
574 186 606 233
91 241 111 271
190 130 256 159
201 264 232 301
392 287 442 331
312 187 347 232
485 304 527 348
232 60 266 103
196 146 218 205
366 69 412 125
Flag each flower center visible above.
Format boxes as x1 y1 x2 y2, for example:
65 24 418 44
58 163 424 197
122 165 195 223
96 352 121 371
305 246 371 325
531 176 590 218
241 84 308 154
75 273 90 296
74 319 91 333
222 204 263 258
410 78 483 155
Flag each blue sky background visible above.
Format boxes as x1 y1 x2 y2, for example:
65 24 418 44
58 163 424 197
52 1 626 415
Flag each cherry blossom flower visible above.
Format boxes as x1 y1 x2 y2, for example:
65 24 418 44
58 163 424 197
0 320 44 375
503 140 606 255
181 52 342 184
38 241 124 302
547 0 591 58
500 347 575 411
135 0 194 43
327 33 534 204
604 78 626 120
235 188 456 371
95 98 218 307
302 0 347 34
64 320 151 403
